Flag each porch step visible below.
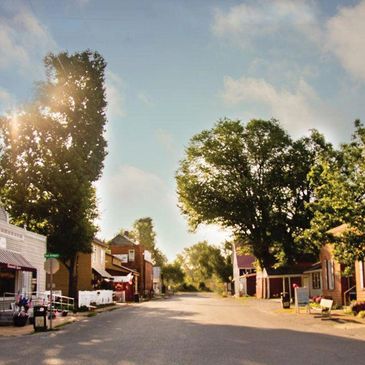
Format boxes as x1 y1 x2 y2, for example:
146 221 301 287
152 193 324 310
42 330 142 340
0 311 14 326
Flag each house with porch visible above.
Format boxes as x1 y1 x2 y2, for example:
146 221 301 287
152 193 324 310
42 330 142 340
232 244 256 296
256 266 303 301
109 232 153 296
105 252 139 301
50 237 113 296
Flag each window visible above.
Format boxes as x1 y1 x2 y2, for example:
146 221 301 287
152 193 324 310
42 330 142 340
360 261 365 289
128 249 135 262
312 272 321 290
326 260 335 290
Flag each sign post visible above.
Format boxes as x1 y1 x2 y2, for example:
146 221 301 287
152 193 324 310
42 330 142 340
44 253 60 330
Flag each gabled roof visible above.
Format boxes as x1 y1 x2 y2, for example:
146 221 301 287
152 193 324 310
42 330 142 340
93 237 108 248
236 255 256 269
109 234 138 247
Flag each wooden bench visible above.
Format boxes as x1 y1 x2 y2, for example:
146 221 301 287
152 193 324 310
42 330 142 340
309 299 333 317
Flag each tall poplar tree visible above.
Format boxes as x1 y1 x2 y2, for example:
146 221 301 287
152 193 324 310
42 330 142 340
0 50 108 298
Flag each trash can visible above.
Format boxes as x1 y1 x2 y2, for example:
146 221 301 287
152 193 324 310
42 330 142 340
33 305 48 331
281 292 290 309
134 294 140 303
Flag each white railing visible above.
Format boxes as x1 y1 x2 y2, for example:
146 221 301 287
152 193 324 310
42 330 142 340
1 291 75 312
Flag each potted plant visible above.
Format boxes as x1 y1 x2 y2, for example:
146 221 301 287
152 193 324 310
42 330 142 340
13 311 29 326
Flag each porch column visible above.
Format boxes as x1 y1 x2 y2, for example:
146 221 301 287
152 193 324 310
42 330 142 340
288 277 291 301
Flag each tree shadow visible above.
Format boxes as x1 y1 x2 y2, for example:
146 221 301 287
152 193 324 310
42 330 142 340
0 297 364 365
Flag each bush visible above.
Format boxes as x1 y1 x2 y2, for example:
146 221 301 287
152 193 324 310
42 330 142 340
77 305 89 312
351 301 365 315
357 310 365 319
177 283 198 292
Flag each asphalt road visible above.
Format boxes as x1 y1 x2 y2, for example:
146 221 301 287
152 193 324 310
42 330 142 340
1 293 365 365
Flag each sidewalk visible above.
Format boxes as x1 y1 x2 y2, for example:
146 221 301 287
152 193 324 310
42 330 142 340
0 302 128 337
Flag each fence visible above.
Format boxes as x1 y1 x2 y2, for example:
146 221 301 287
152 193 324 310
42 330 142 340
78 290 113 308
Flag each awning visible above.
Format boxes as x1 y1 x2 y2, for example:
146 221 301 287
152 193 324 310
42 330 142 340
92 266 113 279
0 248 36 272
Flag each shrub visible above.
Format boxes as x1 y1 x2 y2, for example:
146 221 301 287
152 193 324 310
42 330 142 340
357 310 365 319
77 305 89 312
350 301 365 315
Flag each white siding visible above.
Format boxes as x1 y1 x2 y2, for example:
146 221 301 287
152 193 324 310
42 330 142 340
0 219 47 293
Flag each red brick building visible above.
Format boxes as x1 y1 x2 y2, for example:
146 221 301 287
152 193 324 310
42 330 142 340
320 225 355 306
109 233 153 296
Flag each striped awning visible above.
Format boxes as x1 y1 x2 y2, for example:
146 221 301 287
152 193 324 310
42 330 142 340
0 248 36 272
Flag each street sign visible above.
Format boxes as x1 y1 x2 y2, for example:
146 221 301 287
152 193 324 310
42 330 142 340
44 258 60 275
44 253 60 259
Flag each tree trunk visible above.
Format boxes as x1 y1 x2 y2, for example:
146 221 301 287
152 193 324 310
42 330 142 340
67 255 79 306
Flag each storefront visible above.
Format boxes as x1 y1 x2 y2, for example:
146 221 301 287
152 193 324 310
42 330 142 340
0 207 46 296
0 248 37 296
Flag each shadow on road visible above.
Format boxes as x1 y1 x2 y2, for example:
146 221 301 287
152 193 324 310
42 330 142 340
0 295 364 365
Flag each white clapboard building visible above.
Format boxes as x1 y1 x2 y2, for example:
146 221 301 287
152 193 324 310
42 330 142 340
0 207 47 296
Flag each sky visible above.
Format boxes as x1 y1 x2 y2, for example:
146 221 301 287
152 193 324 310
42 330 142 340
1 0 365 260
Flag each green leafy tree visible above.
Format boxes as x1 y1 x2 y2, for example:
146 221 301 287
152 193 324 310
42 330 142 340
0 50 108 298
302 120 365 273
176 118 330 268
128 217 167 267
161 261 185 287
176 241 231 289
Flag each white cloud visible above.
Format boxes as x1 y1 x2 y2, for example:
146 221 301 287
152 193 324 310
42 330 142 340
222 75 343 139
212 0 321 47
104 165 164 202
326 1 365 81
213 1 365 82
0 8 56 74
105 71 126 119
137 92 154 107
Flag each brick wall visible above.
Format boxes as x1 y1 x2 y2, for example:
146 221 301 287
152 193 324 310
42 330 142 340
320 244 343 305
110 243 146 293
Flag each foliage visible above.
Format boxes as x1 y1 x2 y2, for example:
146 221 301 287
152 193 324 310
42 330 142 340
0 50 108 298
350 301 365 315
176 118 330 268
302 120 365 272
161 261 185 286
127 217 167 267
176 241 232 290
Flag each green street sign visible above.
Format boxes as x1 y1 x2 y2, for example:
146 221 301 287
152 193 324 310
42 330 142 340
44 253 60 259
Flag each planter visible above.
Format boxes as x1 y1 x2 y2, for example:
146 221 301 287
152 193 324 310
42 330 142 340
13 315 28 327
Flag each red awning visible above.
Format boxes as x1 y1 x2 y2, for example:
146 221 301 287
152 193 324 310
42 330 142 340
0 248 36 272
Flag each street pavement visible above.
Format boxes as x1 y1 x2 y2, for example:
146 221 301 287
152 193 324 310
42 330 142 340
1 293 365 365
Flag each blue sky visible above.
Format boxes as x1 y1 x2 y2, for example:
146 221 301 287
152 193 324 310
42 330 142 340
1 0 365 260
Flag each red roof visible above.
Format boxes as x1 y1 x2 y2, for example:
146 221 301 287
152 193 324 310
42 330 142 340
236 255 255 269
